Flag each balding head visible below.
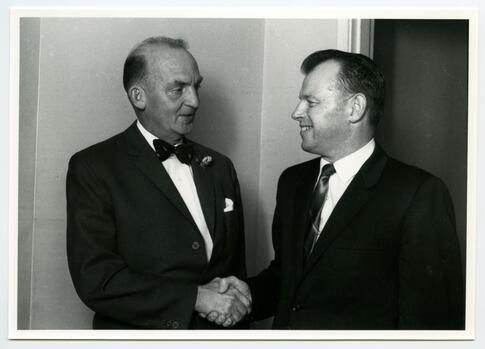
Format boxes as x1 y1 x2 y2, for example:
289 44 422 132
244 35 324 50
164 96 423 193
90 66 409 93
122 36 202 144
123 36 188 92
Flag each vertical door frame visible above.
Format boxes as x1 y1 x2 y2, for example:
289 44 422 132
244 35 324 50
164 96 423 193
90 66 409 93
337 18 375 57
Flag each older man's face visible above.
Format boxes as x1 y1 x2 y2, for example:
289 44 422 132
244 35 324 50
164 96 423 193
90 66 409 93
142 47 203 143
291 60 353 161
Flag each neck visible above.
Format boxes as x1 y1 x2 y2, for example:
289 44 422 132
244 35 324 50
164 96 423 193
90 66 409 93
137 118 182 145
323 136 373 163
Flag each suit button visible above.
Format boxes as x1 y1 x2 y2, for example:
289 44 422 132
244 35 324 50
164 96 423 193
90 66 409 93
192 241 200 250
291 304 301 312
172 321 180 329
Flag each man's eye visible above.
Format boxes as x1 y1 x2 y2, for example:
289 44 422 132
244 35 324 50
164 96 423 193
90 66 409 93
168 87 184 96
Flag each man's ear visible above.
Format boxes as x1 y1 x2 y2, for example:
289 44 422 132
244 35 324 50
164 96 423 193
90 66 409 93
128 86 147 110
349 93 367 123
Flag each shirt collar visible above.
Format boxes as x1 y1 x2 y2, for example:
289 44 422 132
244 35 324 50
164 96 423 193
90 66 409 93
136 120 157 152
320 139 376 184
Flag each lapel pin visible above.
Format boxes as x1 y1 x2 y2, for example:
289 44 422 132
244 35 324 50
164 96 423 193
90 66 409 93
199 155 213 168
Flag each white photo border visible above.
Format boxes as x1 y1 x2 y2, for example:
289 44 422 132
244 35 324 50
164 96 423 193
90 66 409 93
8 7 478 341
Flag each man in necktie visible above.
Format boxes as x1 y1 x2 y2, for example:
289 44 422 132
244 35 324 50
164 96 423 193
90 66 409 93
213 49 464 329
304 163 336 258
66 36 251 329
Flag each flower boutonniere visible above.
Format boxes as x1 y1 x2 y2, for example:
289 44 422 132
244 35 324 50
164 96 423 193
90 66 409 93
198 155 213 168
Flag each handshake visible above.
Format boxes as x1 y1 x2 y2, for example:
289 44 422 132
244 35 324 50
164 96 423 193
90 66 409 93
194 276 252 328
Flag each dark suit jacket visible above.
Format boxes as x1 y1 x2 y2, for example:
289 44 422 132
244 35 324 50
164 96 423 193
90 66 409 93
249 145 464 330
66 122 247 329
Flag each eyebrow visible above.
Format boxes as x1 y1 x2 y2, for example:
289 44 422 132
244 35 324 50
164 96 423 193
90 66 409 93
299 93 317 101
172 76 204 86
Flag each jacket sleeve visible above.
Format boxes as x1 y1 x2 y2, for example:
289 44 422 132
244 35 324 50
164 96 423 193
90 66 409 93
247 171 288 321
66 153 198 329
398 176 465 329
230 161 248 281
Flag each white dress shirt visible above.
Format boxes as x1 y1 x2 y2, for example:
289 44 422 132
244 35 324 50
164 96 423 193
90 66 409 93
316 139 376 235
137 121 213 261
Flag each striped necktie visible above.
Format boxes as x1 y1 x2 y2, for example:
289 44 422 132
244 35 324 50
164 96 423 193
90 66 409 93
304 163 336 258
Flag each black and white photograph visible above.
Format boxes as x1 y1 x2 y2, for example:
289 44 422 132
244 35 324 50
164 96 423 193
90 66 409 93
6 5 479 344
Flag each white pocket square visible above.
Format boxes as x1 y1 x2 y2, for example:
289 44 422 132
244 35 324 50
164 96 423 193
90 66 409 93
224 198 234 212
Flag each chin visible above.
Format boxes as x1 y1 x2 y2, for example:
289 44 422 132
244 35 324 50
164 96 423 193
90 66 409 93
176 126 193 136
303 144 328 158
301 141 317 154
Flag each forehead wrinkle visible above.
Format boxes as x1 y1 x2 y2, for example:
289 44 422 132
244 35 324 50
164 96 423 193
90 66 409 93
172 75 204 85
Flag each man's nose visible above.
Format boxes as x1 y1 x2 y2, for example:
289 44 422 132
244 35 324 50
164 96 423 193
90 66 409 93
185 86 200 109
291 101 305 120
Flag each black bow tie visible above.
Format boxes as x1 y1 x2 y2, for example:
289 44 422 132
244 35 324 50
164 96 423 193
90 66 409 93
153 139 194 165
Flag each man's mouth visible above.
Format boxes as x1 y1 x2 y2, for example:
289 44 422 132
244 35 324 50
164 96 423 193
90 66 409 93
300 125 313 132
180 109 197 117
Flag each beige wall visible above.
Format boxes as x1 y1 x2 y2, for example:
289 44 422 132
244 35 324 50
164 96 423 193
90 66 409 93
18 17 339 329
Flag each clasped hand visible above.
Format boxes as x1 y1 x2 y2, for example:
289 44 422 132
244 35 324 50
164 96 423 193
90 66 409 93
195 276 252 327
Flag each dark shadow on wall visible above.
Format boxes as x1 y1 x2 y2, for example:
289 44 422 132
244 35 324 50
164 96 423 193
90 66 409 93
191 84 240 154
373 19 469 269
189 79 263 276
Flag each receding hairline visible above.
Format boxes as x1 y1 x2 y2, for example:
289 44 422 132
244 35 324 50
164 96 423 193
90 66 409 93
304 59 348 94
123 37 191 91
128 36 187 56
137 43 189 60
300 52 353 94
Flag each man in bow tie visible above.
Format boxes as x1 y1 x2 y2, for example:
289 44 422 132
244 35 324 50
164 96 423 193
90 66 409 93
214 49 465 329
66 36 251 329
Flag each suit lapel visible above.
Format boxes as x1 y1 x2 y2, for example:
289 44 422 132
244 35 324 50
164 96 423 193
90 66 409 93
190 144 216 238
124 122 197 227
303 174 371 273
302 145 388 276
